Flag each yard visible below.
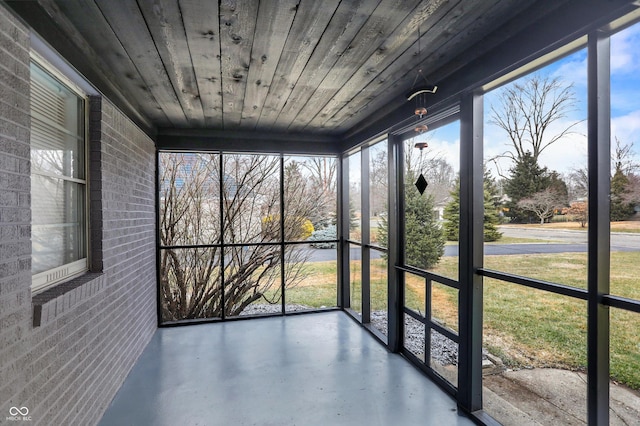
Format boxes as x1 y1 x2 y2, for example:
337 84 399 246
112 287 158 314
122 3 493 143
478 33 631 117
284 251 640 390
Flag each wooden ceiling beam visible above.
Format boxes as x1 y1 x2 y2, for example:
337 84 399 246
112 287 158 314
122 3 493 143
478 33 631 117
157 127 340 154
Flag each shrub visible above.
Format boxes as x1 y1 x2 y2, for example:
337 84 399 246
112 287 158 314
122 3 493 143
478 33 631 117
309 225 337 248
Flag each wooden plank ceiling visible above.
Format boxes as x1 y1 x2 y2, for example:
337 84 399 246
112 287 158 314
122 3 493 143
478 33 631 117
11 0 564 136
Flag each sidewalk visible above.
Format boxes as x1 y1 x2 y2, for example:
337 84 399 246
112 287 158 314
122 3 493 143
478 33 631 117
483 368 640 425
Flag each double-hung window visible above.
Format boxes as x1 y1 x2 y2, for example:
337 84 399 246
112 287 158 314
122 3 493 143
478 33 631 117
30 58 88 292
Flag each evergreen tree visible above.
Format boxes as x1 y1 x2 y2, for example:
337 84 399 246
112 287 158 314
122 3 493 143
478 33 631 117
483 170 503 241
504 152 552 223
442 174 502 242
442 179 460 241
611 163 635 221
404 181 445 269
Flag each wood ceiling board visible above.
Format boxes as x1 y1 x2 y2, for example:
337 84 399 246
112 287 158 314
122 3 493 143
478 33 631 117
331 0 509 132
37 0 169 127
138 0 205 126
426 0 569 85
310 0 454 131
239 0 298 129
270 0 382 132
255 0 340 130
340 0 619 147
218 0 259 129
94 0 188 126
287 0 423 132
178 0 223 128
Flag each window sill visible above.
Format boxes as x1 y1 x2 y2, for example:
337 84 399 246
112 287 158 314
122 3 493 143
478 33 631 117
32 272 105 327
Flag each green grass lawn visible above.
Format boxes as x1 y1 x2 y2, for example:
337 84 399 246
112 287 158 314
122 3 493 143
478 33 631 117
286 251 640 390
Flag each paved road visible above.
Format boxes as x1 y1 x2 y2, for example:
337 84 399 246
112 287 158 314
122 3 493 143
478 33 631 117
498 225 640 249
445 243 639 257
305 226 640 261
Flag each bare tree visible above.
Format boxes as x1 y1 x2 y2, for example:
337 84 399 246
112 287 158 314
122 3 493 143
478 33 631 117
517 188 566 224
612 137 640 175
403 136 456 206
567 167 588 202
489 75 580 170
302 156 337 227
369 148 388 216
423 157 456 207
622 173 640 205
159 153 314 321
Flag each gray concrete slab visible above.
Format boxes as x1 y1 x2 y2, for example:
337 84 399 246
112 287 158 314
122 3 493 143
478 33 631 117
99 312 474 426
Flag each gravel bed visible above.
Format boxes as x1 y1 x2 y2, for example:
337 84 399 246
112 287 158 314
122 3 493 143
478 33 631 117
239 303 316 315
371 311 459 366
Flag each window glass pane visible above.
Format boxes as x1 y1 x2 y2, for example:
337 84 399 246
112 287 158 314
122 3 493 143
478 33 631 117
226 245 282 317
404 271 425 316
369 141 388 248
284 156 337 243
483 49 588 289
31 177 85 274
348 152 362 241
403 121 458 278
431 281 458 333
349 243 362 316
159 153 221 246
30 63 84 180
610 21 640 301
610 308 640 415
223 154 280 244
431 279 458 388
370 249 387 337
430 329 458 388
404 313 425 360
483 280 587 424
159 247 222 322
284 245 337 312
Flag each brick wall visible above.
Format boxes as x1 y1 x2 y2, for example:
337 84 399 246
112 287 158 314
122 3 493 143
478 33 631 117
0 5 157 425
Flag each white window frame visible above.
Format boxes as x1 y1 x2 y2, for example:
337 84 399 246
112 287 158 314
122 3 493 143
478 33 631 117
30 52 89 293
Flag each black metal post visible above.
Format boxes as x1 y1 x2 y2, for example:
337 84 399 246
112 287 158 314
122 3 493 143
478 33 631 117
361 146 371 324
387 134 403 352
280 155 286 315
339 154 350 309
219 153 226 320
587 29 610 426
458 92 484 412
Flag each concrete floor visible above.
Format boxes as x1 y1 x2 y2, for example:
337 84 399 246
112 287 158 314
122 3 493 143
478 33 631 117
99 311 474 426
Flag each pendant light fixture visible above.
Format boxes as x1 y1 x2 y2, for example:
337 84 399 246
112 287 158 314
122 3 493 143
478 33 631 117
407 25 436 195
407 26 437 135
